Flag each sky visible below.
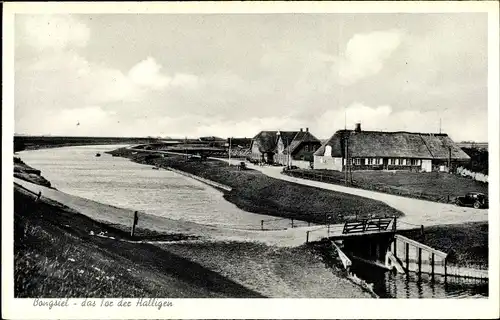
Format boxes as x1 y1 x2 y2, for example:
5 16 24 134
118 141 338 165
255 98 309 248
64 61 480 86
14 13 488 141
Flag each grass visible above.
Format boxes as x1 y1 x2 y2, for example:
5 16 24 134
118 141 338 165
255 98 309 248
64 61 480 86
14 185 371 298
401 222 489 268
285 169 488 204
108 148 403 224
13 157 52 188
14 186 263 298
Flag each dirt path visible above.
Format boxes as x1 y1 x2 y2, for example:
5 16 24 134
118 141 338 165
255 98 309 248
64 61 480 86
222 160 488 227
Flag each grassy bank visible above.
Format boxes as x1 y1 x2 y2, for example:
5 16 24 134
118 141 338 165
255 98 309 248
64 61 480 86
402 222 488 268
108 148 403 224
14 185 371 298
284 169 488 204
14 157 52 188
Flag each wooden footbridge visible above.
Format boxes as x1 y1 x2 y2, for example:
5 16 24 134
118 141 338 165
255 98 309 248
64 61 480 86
309 216 487 280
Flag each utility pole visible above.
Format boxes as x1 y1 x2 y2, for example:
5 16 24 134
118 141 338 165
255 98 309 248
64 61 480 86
185 136 188 160
287 137 290 168
439 118 442 134
228 137 232 166
344 135 349 186
448 146 452 172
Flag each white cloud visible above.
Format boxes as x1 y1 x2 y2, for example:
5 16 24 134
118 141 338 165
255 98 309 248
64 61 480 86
20 15 90 50
334 30 404 85
128 57 171 89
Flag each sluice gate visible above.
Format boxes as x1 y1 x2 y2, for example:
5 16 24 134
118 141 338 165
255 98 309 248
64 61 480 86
329 218 487 280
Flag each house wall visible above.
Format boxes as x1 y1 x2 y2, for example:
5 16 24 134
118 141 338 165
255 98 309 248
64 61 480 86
314 155 343 171
421 159 432 172
276 153 290 166
292 142 322 162
290 160 313 169
316 155 434 172
250 142 263 161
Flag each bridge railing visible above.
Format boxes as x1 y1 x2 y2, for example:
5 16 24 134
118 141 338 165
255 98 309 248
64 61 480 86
342 216 397 234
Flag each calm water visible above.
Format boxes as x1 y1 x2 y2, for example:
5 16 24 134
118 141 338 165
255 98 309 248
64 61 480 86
351 260 488 298
18 145 299 230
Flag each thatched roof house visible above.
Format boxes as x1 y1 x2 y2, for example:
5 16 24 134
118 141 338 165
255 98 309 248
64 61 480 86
250 128 321 166
314 124 470 172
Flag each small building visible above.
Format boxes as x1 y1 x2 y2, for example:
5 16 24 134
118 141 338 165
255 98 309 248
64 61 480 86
275 128 322 169
250 128 321 167
314 123 470 172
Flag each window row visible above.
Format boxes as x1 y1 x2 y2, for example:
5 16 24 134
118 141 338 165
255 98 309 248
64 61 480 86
346 158 422 166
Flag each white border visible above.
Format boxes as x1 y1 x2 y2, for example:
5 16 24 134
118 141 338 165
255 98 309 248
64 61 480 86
2 2 499 319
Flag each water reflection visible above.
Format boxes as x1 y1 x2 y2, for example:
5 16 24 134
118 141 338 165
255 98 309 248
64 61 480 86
351 261 488 298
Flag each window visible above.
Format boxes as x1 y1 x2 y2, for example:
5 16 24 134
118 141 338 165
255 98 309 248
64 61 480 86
390 158 396 165
367 158 374 165
377 158 383 165
354 158 361 165
402 159 407 165
411 159 419 166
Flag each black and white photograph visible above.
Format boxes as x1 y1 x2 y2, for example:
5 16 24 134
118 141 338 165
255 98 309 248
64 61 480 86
3 1 499 319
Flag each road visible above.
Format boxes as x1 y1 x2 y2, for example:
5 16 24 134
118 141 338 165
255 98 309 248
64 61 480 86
218 158 489 228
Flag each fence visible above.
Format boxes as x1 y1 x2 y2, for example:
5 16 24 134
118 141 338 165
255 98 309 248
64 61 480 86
259 216 313 231
283 169 453 204
456 166 488 183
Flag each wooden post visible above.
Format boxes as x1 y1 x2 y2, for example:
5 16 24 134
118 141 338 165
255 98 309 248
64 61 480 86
393 238 397 260
405 243 409 271
444 257 448 280
131 211 138 238
431 253 435 279
308 221 311 227
306 231 310 243
291 218 294 228
420 225 425 240
418 247 422 274
36 191 42 202
393 216 397 232
261 220 264 231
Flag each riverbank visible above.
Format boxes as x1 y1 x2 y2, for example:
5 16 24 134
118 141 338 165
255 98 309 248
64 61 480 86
14 156 52 188
107 147 404 224
14 183 371 298
403 222 488 268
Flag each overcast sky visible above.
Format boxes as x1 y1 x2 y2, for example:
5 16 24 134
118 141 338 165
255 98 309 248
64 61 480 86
14 13 488 141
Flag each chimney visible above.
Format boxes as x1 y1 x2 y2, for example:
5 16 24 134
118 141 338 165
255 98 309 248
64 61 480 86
300 128 303 132
355 123 361 132
306 127 309 132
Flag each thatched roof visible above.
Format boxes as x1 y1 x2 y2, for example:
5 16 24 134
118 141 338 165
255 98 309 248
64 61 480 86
251 131 279 153
284 131 321 154
252 129 320 154
314 130 470 160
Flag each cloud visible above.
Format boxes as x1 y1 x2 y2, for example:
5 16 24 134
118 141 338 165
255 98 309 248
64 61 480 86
128 57 171 89
19 15 90 51
334 30 404 85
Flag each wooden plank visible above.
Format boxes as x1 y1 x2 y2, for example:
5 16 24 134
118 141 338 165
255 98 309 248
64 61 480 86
395 234 447 258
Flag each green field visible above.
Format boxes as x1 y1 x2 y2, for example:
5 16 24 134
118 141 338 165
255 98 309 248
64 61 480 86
285 169 488 203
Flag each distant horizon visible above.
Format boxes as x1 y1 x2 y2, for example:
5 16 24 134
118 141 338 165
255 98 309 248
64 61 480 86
13 131 489 144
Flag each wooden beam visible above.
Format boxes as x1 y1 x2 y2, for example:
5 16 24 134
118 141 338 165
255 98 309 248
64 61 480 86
394 234 447 258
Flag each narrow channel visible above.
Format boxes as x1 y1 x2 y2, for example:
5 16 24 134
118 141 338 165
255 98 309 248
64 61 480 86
350 259 488 298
